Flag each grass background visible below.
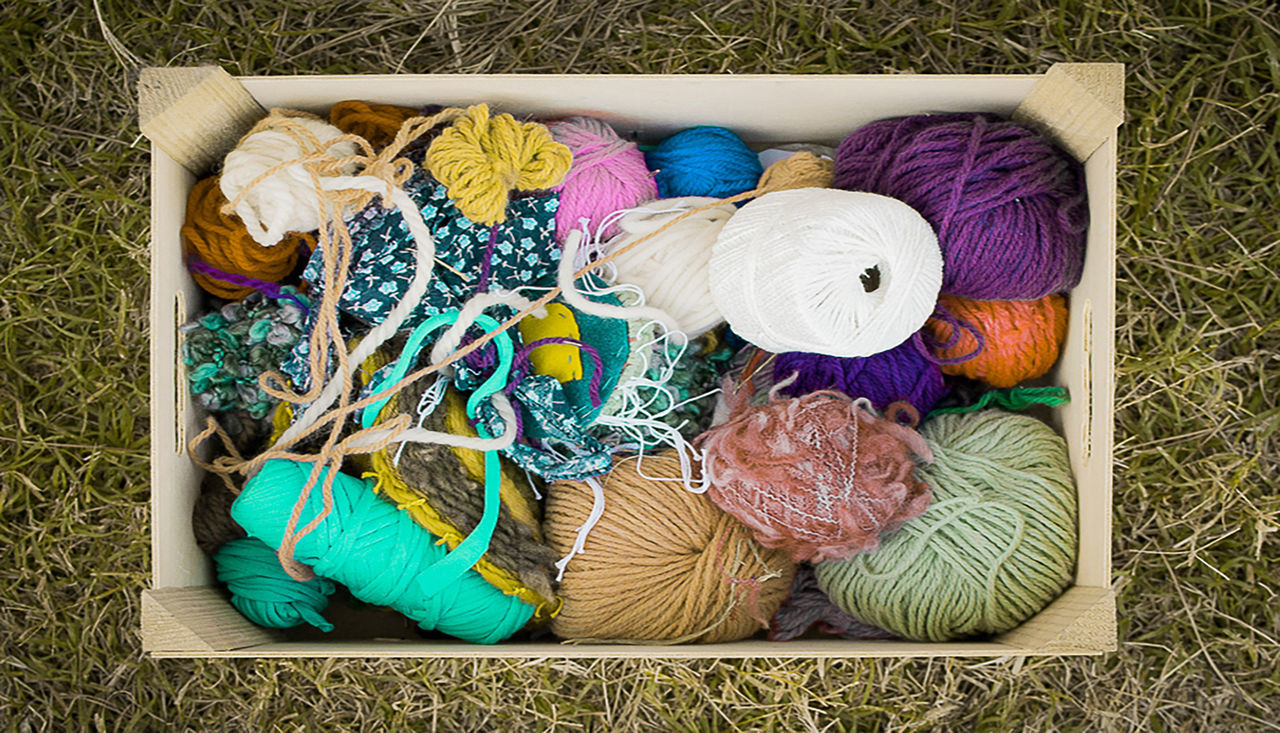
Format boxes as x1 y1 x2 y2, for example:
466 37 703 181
1 0 1277 729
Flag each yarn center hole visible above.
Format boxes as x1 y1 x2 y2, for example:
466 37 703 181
859 265 881 293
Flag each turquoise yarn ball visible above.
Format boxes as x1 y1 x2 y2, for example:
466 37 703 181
815 410 1078 642
645 126 763 199
215 537 336 631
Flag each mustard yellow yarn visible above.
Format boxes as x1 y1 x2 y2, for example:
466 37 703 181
425 104 572 225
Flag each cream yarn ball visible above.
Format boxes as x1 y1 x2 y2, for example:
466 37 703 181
220 114 361 247
604 196 735 337
709 188 943 357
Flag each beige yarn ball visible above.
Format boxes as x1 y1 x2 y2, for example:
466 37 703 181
604 197 735 337
546 453 796 643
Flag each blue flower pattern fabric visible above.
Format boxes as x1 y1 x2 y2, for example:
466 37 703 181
281 171 560 391
474 374 615 481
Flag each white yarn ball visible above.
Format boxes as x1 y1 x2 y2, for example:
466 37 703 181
605 196 735 337
709 188 942 357
220 115 360 247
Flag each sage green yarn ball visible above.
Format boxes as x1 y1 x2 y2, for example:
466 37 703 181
815 410 1077 642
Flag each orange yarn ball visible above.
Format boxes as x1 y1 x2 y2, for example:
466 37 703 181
181 176 311 300
927 293 1068 388
329 100 420 149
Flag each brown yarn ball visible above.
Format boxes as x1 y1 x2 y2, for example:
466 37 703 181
192 472 245 556
182 176 312 300
547 452 796 643
329 100 421 149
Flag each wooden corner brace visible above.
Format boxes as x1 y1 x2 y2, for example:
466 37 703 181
1012 62 1125 161
137 66 266 175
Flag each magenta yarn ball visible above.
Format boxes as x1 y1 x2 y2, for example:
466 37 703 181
773 336 950 417
833 113 1088 301
549 116 658 243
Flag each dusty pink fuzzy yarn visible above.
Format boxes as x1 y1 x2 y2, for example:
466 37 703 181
549 116 658 243
696 381 934 562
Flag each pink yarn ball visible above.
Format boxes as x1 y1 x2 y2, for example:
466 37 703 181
697 387 934 563
549 116 658 243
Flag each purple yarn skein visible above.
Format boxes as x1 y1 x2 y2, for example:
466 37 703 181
773 337 950 416
833 113 1088 300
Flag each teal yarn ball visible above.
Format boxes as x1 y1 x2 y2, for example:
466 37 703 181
815 410 1077 642
215 537 336 632
232 459 535 644
645 126 763 199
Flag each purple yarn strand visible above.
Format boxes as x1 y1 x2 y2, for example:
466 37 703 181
914 302 985 366
185 257 310 314
515 337 605 409
475 224 501 293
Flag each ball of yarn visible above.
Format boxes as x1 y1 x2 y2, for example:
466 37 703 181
192 472 246 556
605 196 736 337
757 152 834 192
546 453 796 643
815 410 1078 642
697 389 933 562
549 116 658 242
833 113 1088 300
233 459 535 644
773 337 950 416
645 126 763 199
709 188 943 357
927 293 1069 388
215 537 336 632
768 565 893 641
220 112 360 247
182 176 312 300
425 104 572 225
329 100 421 149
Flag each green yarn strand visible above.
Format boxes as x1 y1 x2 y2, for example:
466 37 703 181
927 386 1070 418
815 410 1077 642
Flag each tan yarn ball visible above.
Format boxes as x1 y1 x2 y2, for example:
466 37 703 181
757 152 835 192
547 453 796 643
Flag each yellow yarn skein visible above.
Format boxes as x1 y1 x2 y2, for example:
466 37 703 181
425 104 572 225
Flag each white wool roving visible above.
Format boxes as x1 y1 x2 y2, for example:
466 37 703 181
219 115 360 246
605 196 735 337
709 188 943 357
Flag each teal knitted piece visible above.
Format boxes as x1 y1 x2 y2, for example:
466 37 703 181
559 290 631 427
181 288 311 418
232 459 534 644
815 410 1077 642
214 537 335 632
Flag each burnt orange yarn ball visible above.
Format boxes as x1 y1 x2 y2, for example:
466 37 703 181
181 176 311 300
329 100 420 149
927 293 1069 388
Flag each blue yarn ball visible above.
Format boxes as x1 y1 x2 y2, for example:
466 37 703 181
645 126 763 199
